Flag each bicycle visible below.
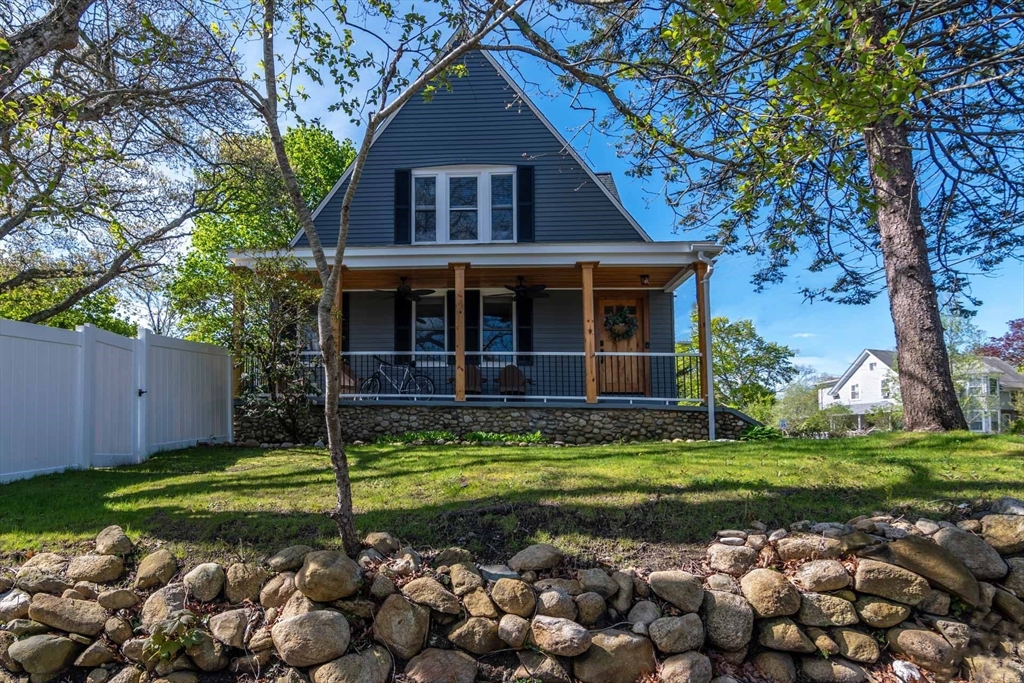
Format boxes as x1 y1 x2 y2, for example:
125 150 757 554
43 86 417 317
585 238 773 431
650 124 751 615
359 355 435 396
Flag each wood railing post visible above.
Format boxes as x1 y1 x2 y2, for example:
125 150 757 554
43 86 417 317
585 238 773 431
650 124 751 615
579 261 598 403
694 262 710 404
452 263 468 401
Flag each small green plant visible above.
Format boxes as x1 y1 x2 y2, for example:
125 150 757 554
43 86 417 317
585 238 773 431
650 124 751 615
372 430 458 445
740 425 785 441
145 611 202 660
463 431 544 444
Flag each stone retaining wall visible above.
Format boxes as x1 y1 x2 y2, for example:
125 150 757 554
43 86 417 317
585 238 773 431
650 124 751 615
3 499 1024 683
233 402 755 445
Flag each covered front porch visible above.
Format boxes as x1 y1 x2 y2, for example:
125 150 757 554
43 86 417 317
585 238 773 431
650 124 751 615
232 241 719 410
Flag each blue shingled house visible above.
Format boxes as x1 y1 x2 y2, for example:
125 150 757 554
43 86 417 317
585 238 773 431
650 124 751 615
231 50 722 413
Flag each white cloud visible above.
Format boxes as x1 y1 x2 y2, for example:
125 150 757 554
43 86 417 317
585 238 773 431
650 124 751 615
792 332 817 338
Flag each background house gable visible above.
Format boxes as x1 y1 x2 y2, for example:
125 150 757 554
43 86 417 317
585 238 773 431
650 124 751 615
293 50 647 248
828 349 896 398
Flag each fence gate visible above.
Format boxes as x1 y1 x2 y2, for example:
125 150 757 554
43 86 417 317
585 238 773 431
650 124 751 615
83 326 139 468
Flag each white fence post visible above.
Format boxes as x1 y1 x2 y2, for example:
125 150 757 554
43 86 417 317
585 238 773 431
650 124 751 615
226 351 235 444
135 328 150 462
77 324 96 470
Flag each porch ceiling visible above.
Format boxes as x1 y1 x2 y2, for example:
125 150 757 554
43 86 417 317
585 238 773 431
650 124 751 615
327 265 691 291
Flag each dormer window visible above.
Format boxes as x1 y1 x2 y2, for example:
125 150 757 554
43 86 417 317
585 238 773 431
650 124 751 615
412 166 516 243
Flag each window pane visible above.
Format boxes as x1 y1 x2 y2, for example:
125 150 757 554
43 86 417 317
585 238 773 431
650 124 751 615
415 210 436 242
483 298 513 330
482 297 513 361
450 177 477 208
415 298 445 352
482 330 513 354
414 177 436 242
491 174 513 206
492 208 513 240
415 176 436 206
449 210 478 240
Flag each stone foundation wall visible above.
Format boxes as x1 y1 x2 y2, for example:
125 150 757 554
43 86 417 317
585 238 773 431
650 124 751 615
233 402 755 445
4 500 1024 683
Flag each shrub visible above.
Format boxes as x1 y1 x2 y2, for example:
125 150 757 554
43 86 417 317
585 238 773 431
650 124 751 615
462 431 545 444
372 430 458 445
740 425 785 441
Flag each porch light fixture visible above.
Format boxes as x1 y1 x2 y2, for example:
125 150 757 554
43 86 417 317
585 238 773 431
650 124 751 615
640 274 651 286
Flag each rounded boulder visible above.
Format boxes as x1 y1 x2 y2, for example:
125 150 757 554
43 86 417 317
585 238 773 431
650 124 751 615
741 568 800 617
296 551 362 602
271 610 351 668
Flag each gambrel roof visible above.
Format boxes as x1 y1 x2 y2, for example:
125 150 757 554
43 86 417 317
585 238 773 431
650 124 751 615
290 49 650 249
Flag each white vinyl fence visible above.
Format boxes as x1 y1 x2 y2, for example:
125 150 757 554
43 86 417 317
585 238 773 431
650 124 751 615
0 318 233 482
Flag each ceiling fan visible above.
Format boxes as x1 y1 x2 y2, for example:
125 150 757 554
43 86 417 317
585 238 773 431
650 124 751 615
376 277 436 302
504 276 550 301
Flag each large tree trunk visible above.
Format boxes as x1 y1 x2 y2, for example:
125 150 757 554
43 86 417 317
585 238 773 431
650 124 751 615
864 115 967 431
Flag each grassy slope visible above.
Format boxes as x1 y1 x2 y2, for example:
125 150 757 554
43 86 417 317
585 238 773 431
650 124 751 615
1 432 1021 567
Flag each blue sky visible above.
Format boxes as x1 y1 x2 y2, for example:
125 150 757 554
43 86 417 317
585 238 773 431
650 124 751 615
277 26 1024 378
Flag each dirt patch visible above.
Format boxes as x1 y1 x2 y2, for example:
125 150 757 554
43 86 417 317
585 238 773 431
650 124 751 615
425 501 706 569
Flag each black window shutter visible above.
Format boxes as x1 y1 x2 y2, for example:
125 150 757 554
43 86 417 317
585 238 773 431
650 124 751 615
516 166 535 243
394 296 413 363
517 296 534 366
395 170 411 245
446 291 456 366
341 292 351 353
465 290 481 366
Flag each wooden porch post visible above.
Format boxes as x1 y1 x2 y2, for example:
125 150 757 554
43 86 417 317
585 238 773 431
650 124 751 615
694 262 710 403
331 267 344 387
452 263 468 401
580 262 598 404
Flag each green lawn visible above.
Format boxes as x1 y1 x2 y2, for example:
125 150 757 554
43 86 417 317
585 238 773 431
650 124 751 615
1 432 1022 567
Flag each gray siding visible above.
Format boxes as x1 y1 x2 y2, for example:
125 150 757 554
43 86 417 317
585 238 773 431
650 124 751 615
534 291 584 352
648 291 677 398
648 291 676 352
347 292 394 352
297 51 644 248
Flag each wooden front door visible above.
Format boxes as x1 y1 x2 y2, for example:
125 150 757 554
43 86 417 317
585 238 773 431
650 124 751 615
598 297 647 394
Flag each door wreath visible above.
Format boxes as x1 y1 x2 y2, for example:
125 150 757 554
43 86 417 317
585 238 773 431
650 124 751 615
604 309 639 341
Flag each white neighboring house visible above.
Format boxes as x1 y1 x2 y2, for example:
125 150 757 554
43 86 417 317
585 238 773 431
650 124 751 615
822 348 1023 432
958 356 1023 433
819 349 899 429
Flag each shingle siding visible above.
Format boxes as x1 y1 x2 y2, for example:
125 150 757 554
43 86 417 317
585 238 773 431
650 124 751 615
296 51 643 248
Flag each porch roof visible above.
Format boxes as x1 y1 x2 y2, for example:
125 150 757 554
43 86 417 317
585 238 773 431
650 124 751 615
228 240 724 292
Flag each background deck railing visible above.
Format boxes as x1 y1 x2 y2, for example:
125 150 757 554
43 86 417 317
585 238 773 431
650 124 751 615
243 350 704 404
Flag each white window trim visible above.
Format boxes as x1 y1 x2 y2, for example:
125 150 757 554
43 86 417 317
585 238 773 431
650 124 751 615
412 165 517 244
480 290 516 366
850 384 860 400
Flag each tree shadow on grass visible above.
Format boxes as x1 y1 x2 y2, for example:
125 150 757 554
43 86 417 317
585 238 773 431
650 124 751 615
2 434 1023 568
